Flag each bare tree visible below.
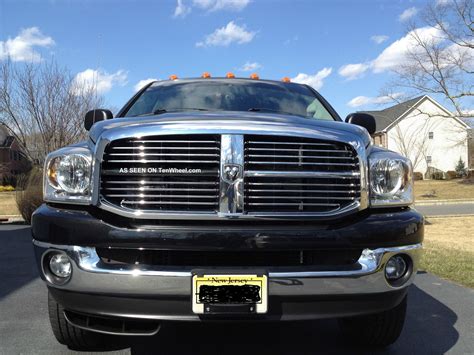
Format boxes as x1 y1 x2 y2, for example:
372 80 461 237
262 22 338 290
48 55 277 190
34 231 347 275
0 60 103 164
387 0 473 118
390 115 439 171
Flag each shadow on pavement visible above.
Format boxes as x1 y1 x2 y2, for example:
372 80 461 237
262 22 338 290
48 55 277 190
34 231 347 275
120 284 459 355
0 226 461 354
0 225 39 300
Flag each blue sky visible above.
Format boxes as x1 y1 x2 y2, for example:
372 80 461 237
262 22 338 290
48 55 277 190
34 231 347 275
1 0 437 116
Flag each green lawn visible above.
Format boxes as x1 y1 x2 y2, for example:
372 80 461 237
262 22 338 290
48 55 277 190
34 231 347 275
420 216 474 288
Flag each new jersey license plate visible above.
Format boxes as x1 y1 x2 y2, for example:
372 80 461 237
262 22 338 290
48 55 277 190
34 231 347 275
192 274 268 314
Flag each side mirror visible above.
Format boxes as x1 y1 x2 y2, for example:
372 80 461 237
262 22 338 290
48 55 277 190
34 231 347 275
345 112 376 135
84 109 113 131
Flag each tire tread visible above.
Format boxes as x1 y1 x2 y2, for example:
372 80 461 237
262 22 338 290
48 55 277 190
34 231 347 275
48 291 107 350
338 295 407 347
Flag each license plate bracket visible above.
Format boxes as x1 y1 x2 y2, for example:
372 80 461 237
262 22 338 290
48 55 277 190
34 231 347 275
192 270 268 315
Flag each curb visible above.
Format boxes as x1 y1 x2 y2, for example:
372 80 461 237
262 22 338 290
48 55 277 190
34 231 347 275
0 215 25 224
415 199 474 206
425 214 474 218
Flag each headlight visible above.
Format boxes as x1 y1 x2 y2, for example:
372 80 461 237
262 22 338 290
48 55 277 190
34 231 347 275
44 147 93 204
369 151 413 207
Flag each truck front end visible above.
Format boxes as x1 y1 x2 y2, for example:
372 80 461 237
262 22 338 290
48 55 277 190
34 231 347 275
32 78 422 349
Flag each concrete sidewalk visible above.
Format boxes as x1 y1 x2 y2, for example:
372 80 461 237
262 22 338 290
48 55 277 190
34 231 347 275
415 199 474 206
0 215 24 223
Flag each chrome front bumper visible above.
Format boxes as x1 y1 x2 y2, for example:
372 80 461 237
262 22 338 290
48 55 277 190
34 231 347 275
33 240 422 297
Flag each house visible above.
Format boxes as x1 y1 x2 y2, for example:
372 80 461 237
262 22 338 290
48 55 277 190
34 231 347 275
0 126 31 184
462 118 474 170
362 95 472 176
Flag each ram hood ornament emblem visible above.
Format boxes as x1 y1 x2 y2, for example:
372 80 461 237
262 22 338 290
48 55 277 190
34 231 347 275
222 164 242 183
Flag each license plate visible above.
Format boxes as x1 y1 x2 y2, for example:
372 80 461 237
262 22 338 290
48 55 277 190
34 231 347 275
192 274 268 314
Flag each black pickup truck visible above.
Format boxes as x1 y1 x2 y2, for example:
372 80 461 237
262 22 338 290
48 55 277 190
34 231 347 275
32 76 423 349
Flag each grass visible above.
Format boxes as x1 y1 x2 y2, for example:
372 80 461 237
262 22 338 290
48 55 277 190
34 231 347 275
421 216 474 288
0 192 19 215
415 179 474 201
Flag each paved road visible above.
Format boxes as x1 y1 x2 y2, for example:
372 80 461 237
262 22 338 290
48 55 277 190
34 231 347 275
415 202 474 216
1 225 473 354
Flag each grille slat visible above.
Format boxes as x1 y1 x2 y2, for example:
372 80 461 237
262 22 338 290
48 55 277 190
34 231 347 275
248 161 358 167
248 154 357 160
105 187 217 192
246 171 359 178
120 200 219 205
244 135 361 214
248 182 359 187
247 148 354 154
247 195 356 200
249 189 358 194
132 140 218 144
247 202 341 207
108 194 218 199
101 135 221 212
247 141 340 147
105 159 219 163
108 153 220 157
111 146 220 151
103 180 217 185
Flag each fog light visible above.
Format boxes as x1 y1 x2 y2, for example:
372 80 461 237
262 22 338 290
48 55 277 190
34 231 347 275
385 255 407 280
49 253 72 278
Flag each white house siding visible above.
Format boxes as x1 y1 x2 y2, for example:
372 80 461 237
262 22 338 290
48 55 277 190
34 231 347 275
386 99 469 174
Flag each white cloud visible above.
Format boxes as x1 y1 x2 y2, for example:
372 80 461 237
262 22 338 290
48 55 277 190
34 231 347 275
399 7 418 22
371 35 389 44
338 63 370 80
435 0 450 7
134 78 158 92
347 93 404 108
196 21 256 47
338 26 446 80
371 26 443 73
239 61 262 72
173 0 249 17
291 67 332 90
193 0 250 12
72 69 128 95
174 0 191 17
0 27 54 62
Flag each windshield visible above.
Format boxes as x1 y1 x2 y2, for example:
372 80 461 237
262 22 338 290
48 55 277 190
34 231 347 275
122 80 335 120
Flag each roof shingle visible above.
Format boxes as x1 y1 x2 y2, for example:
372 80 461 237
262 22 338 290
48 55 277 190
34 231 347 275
360 95 425 132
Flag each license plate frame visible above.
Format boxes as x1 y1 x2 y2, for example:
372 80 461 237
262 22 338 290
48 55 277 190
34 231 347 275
192 271 268 315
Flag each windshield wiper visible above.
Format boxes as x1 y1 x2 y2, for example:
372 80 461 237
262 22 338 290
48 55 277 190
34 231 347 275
248 107 305 117
133 108 210 117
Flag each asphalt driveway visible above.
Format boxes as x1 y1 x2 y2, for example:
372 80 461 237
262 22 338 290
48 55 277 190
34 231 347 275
1 225 473 354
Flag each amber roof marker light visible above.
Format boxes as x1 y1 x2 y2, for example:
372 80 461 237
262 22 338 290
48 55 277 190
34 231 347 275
201 72 211 78
281 77 291 83
169 74 178 80
250 73 260 80
226 72 235 78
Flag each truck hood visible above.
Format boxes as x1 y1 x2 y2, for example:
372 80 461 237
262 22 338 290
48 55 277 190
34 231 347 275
89 111 371 147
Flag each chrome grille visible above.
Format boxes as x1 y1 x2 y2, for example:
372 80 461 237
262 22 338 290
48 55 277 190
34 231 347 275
244 135 361 213
100 135 220 212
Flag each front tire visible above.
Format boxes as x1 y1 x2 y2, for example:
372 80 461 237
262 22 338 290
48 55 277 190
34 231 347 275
338 295 407 347
48 291 110 350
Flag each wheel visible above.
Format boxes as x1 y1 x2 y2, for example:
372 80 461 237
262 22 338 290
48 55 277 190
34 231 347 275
338 295 407 347
48 290 110 350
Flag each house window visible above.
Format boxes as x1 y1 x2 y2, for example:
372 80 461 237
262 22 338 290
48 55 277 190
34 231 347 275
426 156 432 164
428 132 434 139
